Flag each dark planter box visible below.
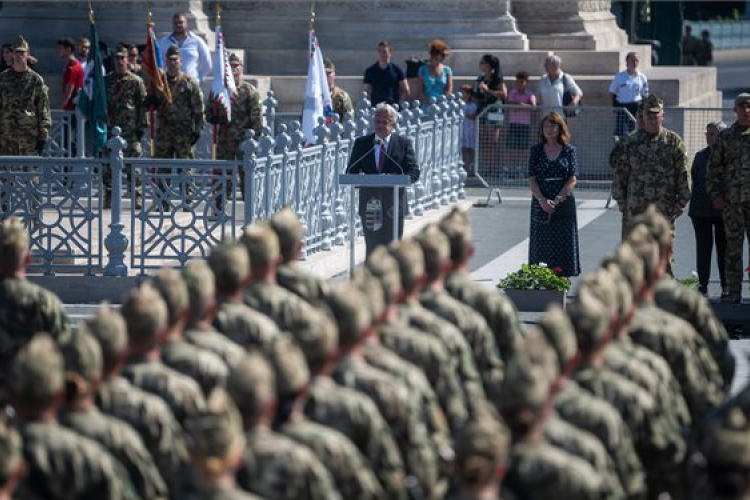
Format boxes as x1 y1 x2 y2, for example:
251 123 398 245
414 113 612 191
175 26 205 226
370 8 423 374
501 289 566 313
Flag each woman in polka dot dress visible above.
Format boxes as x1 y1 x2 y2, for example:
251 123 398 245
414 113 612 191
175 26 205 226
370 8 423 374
527 111 581 278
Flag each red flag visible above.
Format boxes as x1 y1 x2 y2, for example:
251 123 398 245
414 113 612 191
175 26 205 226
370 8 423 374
142 21 172 103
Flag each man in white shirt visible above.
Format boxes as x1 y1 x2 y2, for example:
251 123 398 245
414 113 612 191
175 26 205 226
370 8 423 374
609 52 649 136
159 12 212 83
537 53 582 117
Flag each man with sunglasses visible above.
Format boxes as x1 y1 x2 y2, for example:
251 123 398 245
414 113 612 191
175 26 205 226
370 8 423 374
706 93 750 303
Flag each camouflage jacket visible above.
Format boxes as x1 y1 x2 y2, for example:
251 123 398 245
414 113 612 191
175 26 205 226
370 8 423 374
611 127 691 219
0 67 51 143
213 301 283 351
331 86 353 121
105 71 147 142
277 262 331 308
706 121 750 204
160 337 229 395
212 81 262 146
155 72 204 134
184 324 245 370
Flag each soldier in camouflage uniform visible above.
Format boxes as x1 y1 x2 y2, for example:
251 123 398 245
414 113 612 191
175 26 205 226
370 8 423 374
706 92 750 303
105 45 147 208
326 282 443 500
83 303 190 495
7 334 135 500
413 225 505 403
0 37 50 156
0 217 70 390
611 94 691 248
0 417 23 499
150 267 228 395
325 59 353 121
694 407 750 499
119 283 206 424
58 328 169 500
182 389 266 500
226 351 342 500
439 207 524 363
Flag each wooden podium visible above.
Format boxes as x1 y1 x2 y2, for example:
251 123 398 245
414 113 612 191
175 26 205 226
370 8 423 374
338 174 411 276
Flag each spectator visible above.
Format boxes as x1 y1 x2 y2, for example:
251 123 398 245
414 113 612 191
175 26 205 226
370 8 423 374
460 85 477 173
362 41 409 106
76 36 90 72
56 37 84 111
537 53 581 116
417 39 453 103
689 120 728 297
681 25 700 66
471 54 506 180
527 111 580 278
697 30 714 66
504 71 537 175
609 52 649 137
159 12 212 83
0 43 12 72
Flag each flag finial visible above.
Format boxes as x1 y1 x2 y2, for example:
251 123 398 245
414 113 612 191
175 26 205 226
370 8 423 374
215 1 222 25
87 0 94 23
309 0 316 31
147 0 153 25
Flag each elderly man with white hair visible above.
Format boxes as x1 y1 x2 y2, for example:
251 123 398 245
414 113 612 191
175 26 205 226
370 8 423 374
538 53 582 117
347 103 420 255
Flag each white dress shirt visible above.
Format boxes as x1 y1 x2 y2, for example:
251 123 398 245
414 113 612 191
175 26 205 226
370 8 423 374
538 72 582 114
608 70 649 104
159 31 212 82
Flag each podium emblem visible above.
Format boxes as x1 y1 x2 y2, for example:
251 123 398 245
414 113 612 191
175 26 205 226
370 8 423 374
365 196 383 232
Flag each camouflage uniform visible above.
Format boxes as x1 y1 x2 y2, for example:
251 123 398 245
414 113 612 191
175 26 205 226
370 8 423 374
449 418 510 500
154 72 204 159
214 80 262 160
161 338 229 395
611 97 691 233
184 324 245 370
305 376 408 500
331 85 353 120
705 103 750 302
277 262 331 307
0 66 51 154
213 301 284 350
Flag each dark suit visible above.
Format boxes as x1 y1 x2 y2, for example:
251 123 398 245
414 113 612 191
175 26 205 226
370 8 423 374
347 132 420 255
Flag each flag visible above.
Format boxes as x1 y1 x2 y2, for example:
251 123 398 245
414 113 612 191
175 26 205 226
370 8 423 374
302 30 334 145
208 25 236 123
77 19 108 154
142 21 172 104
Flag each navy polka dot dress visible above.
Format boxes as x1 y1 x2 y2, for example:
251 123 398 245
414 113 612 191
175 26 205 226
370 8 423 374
528 143 581 277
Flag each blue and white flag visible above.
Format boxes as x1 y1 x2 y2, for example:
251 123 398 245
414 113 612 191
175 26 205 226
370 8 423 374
208 25 236 123
302 30 334 146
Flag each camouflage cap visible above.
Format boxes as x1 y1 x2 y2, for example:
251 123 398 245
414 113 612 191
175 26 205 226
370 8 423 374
79 303 127 376
0 216 29 267
365 246 402 305
567 286 612 353
61 328 103 384
643 94 663 112
240 221 280 272
734 93 750 107
228 53 242 65
326 282 371 349
269 207 304 262
0 418 22 485
626 205 671 248
455 417 510 486
184 389 245 459
603 242 644 294
226 351 275 420
121 282 168 351
498 356 551 417
625 224 660 286
150 267 190 328
702 408 750 467
182 260 216 325
166 44 180 58
12 36 28 52
388 239 425 294
536 304 578 371
267 334 310 398
208 240 250 296
414 225 450 281
7 333 64 404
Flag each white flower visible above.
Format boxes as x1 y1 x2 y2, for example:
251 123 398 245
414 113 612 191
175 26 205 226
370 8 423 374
691 270 698 278
539 262 548 268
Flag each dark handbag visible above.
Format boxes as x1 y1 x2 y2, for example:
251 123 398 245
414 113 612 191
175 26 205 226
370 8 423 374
562 74 582 117
538 175 575 219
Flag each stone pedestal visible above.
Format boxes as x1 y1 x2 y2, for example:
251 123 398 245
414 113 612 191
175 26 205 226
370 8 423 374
512 0 628 50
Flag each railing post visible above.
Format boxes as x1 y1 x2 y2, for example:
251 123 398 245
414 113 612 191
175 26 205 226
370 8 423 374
452 94 467 201
411 103 425 217
264 91 278 135
259 133 276 219
240 131 259 227
104 127 128 276
314 118 333 251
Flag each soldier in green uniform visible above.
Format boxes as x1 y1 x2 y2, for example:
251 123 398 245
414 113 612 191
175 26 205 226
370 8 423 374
706 92 750 303
325 59 353 121
0 36 50 156
105 45 147 208
611 94 691 250
0 217 70 390
448 418 511 500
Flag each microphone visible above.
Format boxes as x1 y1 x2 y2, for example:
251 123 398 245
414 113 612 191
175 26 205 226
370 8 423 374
377 137 405 175
346 136 380 174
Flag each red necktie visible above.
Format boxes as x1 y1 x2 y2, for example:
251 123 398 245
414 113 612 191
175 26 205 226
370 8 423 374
378 143 386 173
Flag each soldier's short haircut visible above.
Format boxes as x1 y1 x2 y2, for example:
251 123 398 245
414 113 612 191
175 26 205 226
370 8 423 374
536 304 578 372
326 283 371 350
79 303 128 376
576 269 619 322
439 214 472 265
352 269 386 324
0 217 29 270
568 286 612 354
240 222 280 273
150 267 190 328
208 240 249 296
365 246 402 305
226 351 275 420
61 328 103 385
121 283 168 353
626 205 671 249
603 263 634 322
388 239 425 294
269 207 304 263
603 242 644 294
414 225 450 283
625 224 661 287
182 260 216 325
184 389 245 462
56 37 75 51
7 334 64 407
377 40 391 50
455 418 510 488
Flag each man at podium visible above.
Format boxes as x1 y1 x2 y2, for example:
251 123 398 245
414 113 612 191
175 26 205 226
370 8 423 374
347 103 420 255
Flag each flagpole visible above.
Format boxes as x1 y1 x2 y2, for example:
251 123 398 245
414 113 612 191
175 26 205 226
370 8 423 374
147 2 156 157
212 1 222 161
309 0 315 31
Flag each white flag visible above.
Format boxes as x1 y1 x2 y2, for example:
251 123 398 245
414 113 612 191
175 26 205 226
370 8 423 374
302 30 334 146
208 25 236 122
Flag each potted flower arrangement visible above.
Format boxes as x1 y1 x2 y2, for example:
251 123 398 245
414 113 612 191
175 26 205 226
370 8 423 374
497 263 570 312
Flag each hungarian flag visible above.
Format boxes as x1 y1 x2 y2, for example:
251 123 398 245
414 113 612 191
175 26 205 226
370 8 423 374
208 25 236 123
301 30 334 146
78 19 108 154
142 21 172 104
